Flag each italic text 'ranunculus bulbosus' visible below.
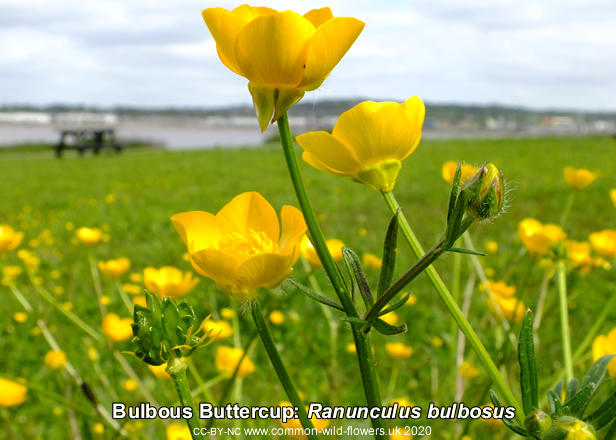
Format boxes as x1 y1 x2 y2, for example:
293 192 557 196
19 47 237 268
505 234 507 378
171 192 306 302
202 5 364 132
297 97 425 192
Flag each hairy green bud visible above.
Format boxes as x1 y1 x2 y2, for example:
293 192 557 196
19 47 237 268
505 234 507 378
544 417 596 440
462 163 505 220
524 409 553 438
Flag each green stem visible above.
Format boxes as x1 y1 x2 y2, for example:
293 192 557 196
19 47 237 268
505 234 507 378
559 191 576 227
166 353 201 438
251 301 319 439
115 280 134 314
88 250 107 318
557 262 574 385
8 283 34 312
277 113 386 437
382 191 524 425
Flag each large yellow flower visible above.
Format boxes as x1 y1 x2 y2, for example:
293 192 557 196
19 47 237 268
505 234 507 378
0 377 27 407
300 235 343 268
172 192 306 302
564 166 597 190
143 267 199 299
589 230 616 259
518 218 566 256
98 257 131 280
297 97 425 192
202 5 364 132
0 225 24 254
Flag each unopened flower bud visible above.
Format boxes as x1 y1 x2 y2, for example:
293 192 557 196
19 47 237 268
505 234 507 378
462 163 505 220
524 409 553 437
544 417 596 440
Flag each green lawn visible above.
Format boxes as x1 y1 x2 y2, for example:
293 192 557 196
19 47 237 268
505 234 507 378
1 135 615 439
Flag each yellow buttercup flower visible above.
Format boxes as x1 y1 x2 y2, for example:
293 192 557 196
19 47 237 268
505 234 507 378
132 296 147 307
610 189 616 207
592 328 616 377
14 312 28 323
269 310 285 325
98 257 131 280
215 346 255 378
279 401 329 438
123 283 142 295
0 225 24 254
300 235 343 268
167 422 192 440
204 320 234 340
297 97 425 192
122 379 138 392
483 280 516 297
442 161 478 185
362 252 383 270
564 166 597 190
76 227 102 246
488 293 525 323
518 218 566 256
389 429 413 439
2 266 22 285
565 240 592 271
143 267 199 299
589 230 616 259
148 363 171 380
385 342 413 360
459 361 480 380
380 310 399 325
171 192 306 302
44 350 67 371
202 5 364 132
0 377 27 407
102 313 133 342
484 241 498 254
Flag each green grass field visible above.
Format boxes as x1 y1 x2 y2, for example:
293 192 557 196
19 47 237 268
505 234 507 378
1 135 615 439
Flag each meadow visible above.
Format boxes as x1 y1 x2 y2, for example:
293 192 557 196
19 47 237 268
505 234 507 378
1 135 615 439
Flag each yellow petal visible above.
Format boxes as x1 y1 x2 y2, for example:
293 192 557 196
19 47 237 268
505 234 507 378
278 205 306 253
297 131 361 175
298 17 365 89
303 7 333 28
171 211 222 252
231 4 278 22
400 96 426 160
302 151 352 177
333 101 419 165
190 249 241 291
216 192 280 244
234 11 315 88
202 8 248 76
236 251 298 291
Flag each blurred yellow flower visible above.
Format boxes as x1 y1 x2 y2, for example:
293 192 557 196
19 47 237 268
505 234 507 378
589 230 616 259
279 401 329 438
215 346 255 378
380 310 399 325
611 189 616 207
122 379 138 392
592 328 616 377
390 397 414 408
442 161 478 185
431 336 443 348
221 308 235 320
269 310 285 325
149 363 171 380
483 280 516 297
518 218 566 255
166 422 192 440
129 272 143 283
17 249 32 260
0 225 24 253
100 295 112 305
123 283 142 295
385 342 413 360
488 294 525 323
297 97 425 192
76 227 102 246
358 227 368 236
53 286 64 295
44 350 67 371
0 378 27 407
13 312 28 323
50 270 61 279
481 404 501 427
171 192 306 302
202 5 364 132
204 320 234 340
102 313 133 342
565 240 592 272
484 241 498 254
389 430 413 440
132 296 147 307
346 343 356 353
300 235 343 268
362 252 383 270
144 267 199 299
98 257 131 280
564 166 597 189
2 266 22 284
459 361 480 380
92 423 105 435
404 295 417 306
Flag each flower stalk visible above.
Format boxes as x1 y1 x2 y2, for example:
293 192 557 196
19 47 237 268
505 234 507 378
251 301 319 440
382 190 524 426
557 261 574 385
166 353 201 438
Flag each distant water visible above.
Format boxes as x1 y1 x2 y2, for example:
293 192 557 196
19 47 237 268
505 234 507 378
0 124 273 149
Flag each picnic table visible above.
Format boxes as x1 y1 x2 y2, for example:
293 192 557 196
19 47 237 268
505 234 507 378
55 129 122 158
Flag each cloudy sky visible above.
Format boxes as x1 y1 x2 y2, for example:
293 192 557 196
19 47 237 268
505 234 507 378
1 0 615 111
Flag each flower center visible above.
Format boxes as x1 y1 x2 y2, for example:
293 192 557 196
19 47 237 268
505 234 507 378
217 229 276 260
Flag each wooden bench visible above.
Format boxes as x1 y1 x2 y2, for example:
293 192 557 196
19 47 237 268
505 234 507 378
55 129 122 158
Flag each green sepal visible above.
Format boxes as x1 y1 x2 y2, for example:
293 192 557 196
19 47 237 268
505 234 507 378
177 301 198 334
288 279 344 312
475 182 499 219
519 310 539 415
145 291 162 326
342 247 374 309
447 162 462 225
377 210 399 299
377 292 412 318
548 390 564 418
490 390 530 436
564 382 595 418
373 318 407 335
566 378 580 403
161 297 182 347
447 248 487 256
584 389 616 430
445 189 467 248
